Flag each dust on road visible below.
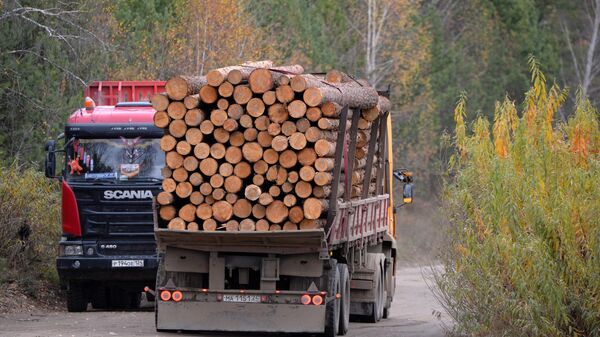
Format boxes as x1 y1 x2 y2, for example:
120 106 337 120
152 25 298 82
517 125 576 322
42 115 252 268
0 266 448 337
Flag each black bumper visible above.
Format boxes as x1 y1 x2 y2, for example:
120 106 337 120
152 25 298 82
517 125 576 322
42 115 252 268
57 255 158 283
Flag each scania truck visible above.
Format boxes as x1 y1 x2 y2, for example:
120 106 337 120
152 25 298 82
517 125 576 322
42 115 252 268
45 81 165 311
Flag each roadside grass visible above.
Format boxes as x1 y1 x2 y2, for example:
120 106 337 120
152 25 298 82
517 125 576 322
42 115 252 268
0 163 61 297
435 57 600 336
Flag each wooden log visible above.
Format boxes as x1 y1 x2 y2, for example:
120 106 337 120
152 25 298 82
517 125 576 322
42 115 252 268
305 127 320 143
199 182 213 196
269 224 282 231
249 68 273 94
266 200 288 224
161 166 172 179
199 120 214 135
234 162 251 178
151 93 170 111
315 139 336 157
290 74 324 93
299 219 324 230
166 151 183 169
304 84 378 109
279 150 297 168
277 75 290 86
255 219 270 232
299 166 315 182
212 188 226 201
210 109 227 127
268 104 288 123
190 191 204 205
187 222 199 231
228 104 244 120
209 61 275 86
223 118 238 132
204 195 215 205
318 118 345 130
230 131 245 146
212 201 233 222
266 165 278 182
288 206 304 224
253 160 269 175
199 85 218 104
175 182 193 199
303 198 329 220
185 128 203 145
233 85 252 104
199 158 218 176
288 100 307 118
362 96 391 121
225 192 238 204
281 182 293 193
176 141 191 155
157 191 174 205
244 128 258 142
325 69 354 83
276 85 295 103
245 184 261 201
179 204 197 222
217 98 229 110
233 198 252 218
159 205 177 221
162 178 177 193
247 98 265 117
281 121 297 136
172 167 188 182
225 219 239 231
168 217 186 230
167 101 186 120
252 204 266 219
166 75 207 101
295 118 310 133
209 174 224 188
289 132 307 150
298 148 317 166
262 91 277 105
295 181 312 198
268 123 281 136
276 166 288 185
183 94 200 109
321 102 343 118
153 111 170 128
306 107 322 122
160 135 177 152
224 175 243 193
314 172 332 186
189 172 203 186
169 119 187 138
194 143 210 159
196 204 212 220
283 221 298 231
314 158 334 172
210 143 226 160
183 156 199 172
257 131 273 148
255 115 270 131
287 171 299 184
263 148 279 165
283 194 297 207
272 135 288 152
259 192 274 206
203 219 217 231
218 163 234 177
224 146 242 164
239 219 256 232
269 185 281 198
242 142 263 162
358 118 370 130
218 81 234 97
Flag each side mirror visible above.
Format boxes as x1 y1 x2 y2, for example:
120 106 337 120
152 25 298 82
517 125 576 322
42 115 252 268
393 169 413 205
45 140 56 178
403 183 413 204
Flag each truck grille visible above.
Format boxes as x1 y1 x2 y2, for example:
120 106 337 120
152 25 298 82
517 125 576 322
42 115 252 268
97 242 157 256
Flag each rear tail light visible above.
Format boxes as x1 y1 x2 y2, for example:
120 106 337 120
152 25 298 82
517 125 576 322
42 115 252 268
311 295 323 305
172 291 183 302
160 290 171 301
301 294 312 305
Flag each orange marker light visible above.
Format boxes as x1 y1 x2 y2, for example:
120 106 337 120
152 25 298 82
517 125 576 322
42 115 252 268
335 293 342 299
300 294 312 305
312 295 323 306
172 290 183 302
84 97 95 110
160 290 171 301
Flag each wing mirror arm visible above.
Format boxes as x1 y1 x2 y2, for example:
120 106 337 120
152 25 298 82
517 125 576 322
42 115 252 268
393 169 413 207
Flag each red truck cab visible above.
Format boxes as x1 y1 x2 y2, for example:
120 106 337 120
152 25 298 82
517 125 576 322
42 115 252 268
45 81 166 311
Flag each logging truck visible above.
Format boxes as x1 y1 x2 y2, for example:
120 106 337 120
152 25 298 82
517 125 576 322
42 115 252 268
152 64 414 335
44 81 166 311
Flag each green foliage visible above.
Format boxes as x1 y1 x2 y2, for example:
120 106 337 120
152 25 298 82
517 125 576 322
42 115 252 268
436 61 600 336
0 164 61 295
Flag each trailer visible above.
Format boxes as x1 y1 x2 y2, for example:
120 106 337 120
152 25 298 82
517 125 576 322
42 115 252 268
152 102 412 335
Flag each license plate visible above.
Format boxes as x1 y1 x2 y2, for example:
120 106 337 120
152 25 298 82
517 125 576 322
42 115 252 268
222 294 261 303
111 259 144 268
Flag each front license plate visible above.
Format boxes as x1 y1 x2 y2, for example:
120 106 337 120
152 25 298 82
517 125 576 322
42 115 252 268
222 294 261 303
111 259 144 268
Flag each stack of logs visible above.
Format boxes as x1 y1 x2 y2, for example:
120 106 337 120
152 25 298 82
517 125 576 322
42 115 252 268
152 60 390 232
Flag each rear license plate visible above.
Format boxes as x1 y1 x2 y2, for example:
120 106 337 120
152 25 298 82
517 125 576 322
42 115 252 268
222 294 261 303
111 259 144 268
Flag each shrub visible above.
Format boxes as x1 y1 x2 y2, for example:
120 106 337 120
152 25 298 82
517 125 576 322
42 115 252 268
0 163 60 296
436 58 600 337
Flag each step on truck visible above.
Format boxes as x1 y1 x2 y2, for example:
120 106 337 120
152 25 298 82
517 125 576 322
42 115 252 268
153 102 414 335
44 81 166 311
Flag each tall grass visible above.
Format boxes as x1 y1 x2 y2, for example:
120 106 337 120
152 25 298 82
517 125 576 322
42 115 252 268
0 163 60 296
436 57 600 336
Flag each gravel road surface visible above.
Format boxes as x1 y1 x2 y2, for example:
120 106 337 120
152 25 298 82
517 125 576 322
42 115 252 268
0 265 448 337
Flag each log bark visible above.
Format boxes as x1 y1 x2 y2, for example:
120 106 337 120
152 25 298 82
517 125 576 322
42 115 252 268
166 75 207 101
303 84 378 109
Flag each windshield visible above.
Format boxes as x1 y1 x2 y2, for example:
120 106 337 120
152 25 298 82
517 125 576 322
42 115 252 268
66 137 164 182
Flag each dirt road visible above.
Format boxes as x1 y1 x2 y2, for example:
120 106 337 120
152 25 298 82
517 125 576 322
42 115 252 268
0 266 448 337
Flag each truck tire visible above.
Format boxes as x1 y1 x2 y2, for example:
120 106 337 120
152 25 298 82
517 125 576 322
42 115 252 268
67 282 88 312
324 264 340 337
366 260 384 323
337 264 350 335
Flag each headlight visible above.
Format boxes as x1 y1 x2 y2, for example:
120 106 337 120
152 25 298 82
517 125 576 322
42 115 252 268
61 244 83 256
